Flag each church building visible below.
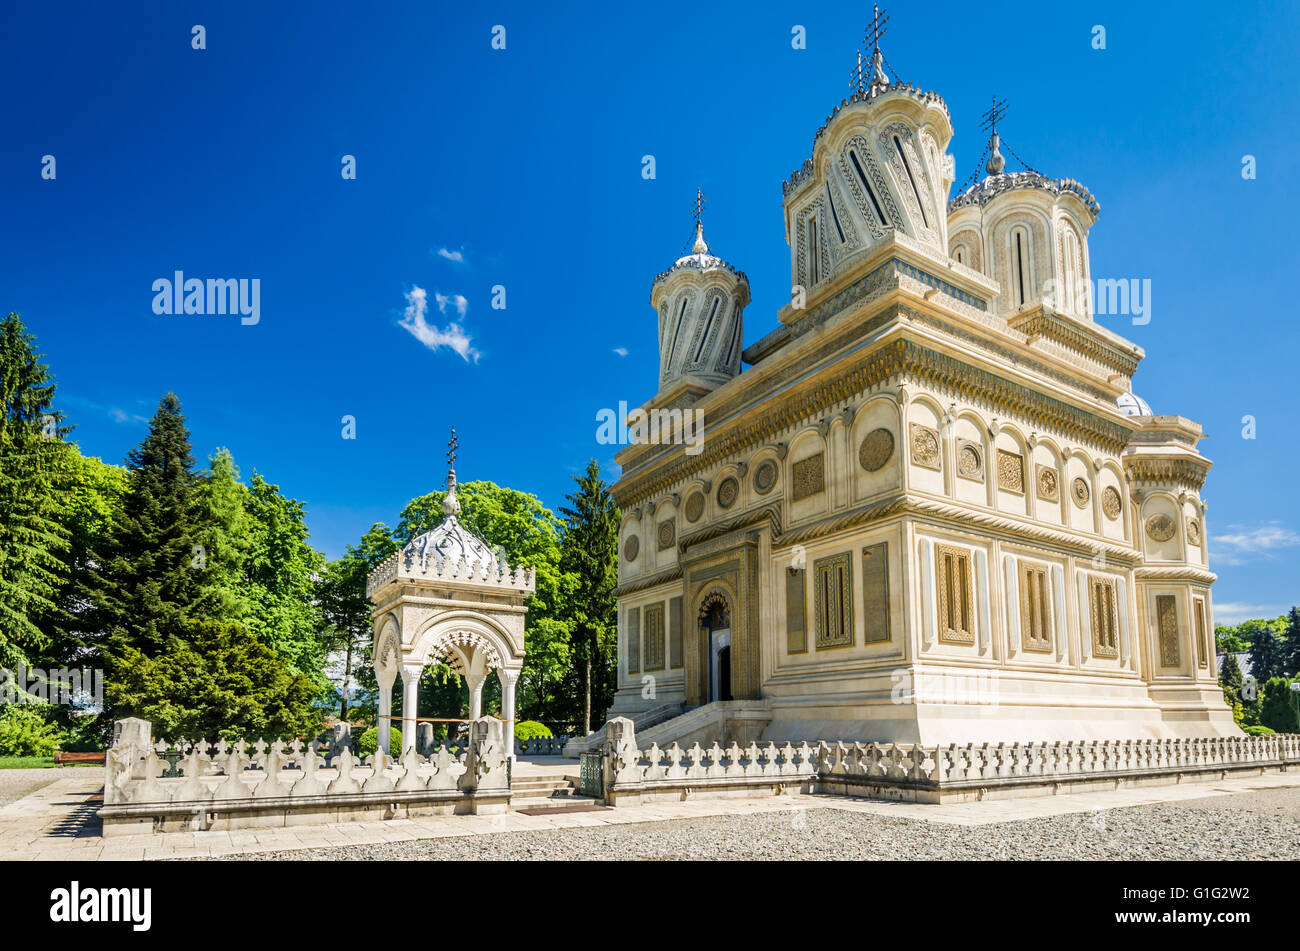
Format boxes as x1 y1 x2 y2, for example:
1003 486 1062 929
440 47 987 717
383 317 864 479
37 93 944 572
605 29 1237 746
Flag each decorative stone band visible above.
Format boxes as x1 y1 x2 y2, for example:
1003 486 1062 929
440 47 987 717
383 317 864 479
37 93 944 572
599 717 1300 806
365 551 536 599
99 717 512 835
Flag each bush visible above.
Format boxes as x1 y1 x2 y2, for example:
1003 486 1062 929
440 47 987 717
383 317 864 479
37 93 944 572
514 720 553 741
1244 725 1276 735
0 706 67 757
355 726 403 758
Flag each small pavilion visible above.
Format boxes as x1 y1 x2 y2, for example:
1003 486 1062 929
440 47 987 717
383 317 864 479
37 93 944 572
366 432 535 756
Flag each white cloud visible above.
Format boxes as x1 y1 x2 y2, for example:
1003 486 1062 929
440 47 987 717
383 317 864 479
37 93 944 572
437 247 465 263
612 347 628 357
398 286 480 363
434 292 468 318
1210 522 1300 565
1212 601 1294 626
108 408 147 425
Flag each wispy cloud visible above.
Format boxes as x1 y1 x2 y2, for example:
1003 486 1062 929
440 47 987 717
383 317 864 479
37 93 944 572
398 286 479 362
1211 522 1300 566
612 347 628 357
436 247 465 263
109 408 149 425
1213 601 1294 626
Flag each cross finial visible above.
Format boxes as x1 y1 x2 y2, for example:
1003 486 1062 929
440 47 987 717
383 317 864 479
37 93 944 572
980 97 1009 175
690 188 706 227
865 4 889 56
980 96 1009 137
442 427 462 517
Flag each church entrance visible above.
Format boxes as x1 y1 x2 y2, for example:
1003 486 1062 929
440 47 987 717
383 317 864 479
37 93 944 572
703 598 732 703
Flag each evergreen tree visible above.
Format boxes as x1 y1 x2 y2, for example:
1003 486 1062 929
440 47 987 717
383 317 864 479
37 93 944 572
84 393 200 660
1257 676 1300 734
1249 625 1287 685
107 618 323 740
0 312 72 669
558 460 619 734
1283 607 1300 678
1219 651 1244 707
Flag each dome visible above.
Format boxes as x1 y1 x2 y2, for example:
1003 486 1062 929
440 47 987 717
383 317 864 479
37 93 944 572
1117 392 1153 417
401 463 497 568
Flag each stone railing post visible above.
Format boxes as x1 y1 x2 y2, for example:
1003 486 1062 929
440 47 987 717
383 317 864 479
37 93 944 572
602 717 642 803
458 717 510 814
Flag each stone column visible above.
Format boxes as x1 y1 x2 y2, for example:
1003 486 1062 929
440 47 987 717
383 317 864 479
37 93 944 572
498 667 519 761
400 668 420 754
467 672 485 720
377 682 393 754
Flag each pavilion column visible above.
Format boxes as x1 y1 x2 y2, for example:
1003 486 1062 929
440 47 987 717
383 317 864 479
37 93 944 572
467 672 485 721
498 667 519 761
377 681 393 754
400 667 421 754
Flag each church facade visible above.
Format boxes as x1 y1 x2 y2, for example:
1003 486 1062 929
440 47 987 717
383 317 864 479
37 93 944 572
606 47 1237 746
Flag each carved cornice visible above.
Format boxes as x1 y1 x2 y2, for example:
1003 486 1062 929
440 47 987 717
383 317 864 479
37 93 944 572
614 339 1133 508
1123 457 1210 491
678 503 783 556
772 492 1143 566
1009 307 1141 378
612 565 684 599
948 171 1100 217
1133 565 1217 585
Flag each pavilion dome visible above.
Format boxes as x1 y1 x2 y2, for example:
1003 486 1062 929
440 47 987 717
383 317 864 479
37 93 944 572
1117 391 1153 418
401 469 496 568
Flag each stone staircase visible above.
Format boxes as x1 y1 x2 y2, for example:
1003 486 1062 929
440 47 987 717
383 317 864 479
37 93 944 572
562 702 685 757
509 770 600 811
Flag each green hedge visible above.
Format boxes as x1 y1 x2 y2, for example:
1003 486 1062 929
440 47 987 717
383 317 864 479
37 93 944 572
1244 724 1276 735
355 726 403 757
514 720 553 741
0 706 66 758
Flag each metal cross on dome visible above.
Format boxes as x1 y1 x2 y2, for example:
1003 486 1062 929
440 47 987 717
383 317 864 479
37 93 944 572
980 96 1009 136
850 5 890 93
446 427 459 471
690 187 706 227
864 4 889 56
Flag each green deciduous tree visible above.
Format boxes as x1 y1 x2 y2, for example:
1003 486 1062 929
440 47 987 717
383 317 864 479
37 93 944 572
1257 676 1300 734
318 523 397 720
241 473 326 691
193 448 253 622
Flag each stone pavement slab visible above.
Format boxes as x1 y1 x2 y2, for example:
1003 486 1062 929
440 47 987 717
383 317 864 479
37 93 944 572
4 766 1299 860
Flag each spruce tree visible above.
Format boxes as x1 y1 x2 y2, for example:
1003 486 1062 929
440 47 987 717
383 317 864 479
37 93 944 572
0 313 72 669
1219 651 1244 706
86 393 201 660
1249 624 1286 685
558 460 619 733
1283 607 1300 678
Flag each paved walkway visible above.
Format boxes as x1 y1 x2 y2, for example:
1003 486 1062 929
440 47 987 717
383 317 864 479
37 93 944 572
3 769 1299 861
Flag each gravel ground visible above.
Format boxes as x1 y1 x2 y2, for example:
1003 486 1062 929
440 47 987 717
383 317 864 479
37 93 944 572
0 767 61 807
216 799 1300 861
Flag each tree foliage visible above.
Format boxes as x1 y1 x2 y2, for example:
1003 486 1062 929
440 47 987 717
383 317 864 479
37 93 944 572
0 312 72 668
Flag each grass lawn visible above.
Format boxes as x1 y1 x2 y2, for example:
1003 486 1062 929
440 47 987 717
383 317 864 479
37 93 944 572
0 756 55 769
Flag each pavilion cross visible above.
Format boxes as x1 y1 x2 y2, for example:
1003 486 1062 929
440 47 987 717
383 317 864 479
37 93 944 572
980 96 1009 136
446 427 459 470
690 188 706 227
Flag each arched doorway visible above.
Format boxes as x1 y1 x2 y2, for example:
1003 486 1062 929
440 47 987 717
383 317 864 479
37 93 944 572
701 596 732 703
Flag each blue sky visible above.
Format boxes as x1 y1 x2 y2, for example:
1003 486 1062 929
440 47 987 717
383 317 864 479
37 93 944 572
3 1 1298 624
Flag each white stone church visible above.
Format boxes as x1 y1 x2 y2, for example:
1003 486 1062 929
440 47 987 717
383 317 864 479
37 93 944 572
603 40 1237 748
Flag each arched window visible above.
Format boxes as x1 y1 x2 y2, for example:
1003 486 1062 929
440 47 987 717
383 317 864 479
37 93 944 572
1060 222 1085 316
1009 225 1031 308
